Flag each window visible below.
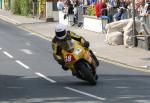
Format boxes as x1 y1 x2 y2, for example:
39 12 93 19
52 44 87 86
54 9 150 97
53 2 58 11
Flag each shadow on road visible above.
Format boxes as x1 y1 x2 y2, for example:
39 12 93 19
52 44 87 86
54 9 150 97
1 74 150 103
0 74 100 103
52 74 150 103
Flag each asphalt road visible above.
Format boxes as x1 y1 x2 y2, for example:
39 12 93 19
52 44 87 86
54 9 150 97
1 19 150 103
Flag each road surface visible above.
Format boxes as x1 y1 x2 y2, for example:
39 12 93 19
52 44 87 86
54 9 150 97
0 19 150 103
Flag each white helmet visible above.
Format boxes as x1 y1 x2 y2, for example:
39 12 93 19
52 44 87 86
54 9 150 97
55 24 67 40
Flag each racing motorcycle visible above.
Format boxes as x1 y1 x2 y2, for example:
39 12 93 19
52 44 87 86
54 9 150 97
60 40 98 85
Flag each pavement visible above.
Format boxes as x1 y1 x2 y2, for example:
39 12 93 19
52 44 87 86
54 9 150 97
0 9 150 70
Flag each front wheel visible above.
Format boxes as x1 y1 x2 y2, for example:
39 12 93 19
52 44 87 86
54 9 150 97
76 61 97 85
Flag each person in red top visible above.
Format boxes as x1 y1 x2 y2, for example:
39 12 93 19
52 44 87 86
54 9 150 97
95 0 107 17
135 0 145 11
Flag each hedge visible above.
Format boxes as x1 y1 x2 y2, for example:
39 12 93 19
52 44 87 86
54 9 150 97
12 0 32 16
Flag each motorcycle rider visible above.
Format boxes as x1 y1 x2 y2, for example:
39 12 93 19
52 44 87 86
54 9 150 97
52 24 99 71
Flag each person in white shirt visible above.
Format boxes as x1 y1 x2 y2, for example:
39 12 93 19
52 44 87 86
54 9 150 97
57 0 65 10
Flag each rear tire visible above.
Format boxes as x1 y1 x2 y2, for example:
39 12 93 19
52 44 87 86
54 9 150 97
76 61 97 85
89 50 99 66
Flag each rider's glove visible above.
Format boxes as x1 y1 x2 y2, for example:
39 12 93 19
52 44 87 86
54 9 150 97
84 41 90 48
58 60 65 65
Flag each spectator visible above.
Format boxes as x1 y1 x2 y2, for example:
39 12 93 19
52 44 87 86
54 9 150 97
119 0 126 8
138 0 150 15
66 0 74 15
57 0 65 10
73 3 78 25
109 0 120 8
107 6 118 22
139 0 150 22
114 7 124 21
135 0 145 11
125 0 131 7
119 0 130 19
89 0 97 5
75 0 80 6
145 0 150 14
139 1 146 16
95 0 107 17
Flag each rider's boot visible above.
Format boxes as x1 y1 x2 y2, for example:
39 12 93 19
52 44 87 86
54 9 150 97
62 65 69 71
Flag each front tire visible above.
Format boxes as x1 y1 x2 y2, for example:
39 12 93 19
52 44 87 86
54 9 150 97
76 61 97 85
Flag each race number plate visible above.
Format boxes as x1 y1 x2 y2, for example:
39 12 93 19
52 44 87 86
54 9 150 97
64 54 76 63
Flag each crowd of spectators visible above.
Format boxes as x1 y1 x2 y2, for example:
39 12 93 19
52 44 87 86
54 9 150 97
57 0 150 24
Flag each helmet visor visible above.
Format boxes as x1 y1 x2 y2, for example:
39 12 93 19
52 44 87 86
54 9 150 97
56 30 66 39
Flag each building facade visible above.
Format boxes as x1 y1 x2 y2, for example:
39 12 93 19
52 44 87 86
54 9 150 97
4 0 11 10
0 0 2 9
39 0 58 21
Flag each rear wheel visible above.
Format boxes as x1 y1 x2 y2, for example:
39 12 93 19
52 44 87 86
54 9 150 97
76 61 97 85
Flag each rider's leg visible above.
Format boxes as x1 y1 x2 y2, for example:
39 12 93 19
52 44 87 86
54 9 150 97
58 60 69 71
62 64 69 71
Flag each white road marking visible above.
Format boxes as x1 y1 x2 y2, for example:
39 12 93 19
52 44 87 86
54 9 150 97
35 72 56 83
64 87 106 101
3 51 14 58
15 60 30 69
115 86 130 89
21 49 33 55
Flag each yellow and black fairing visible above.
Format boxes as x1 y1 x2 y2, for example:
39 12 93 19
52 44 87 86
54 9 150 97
61 41 96 75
